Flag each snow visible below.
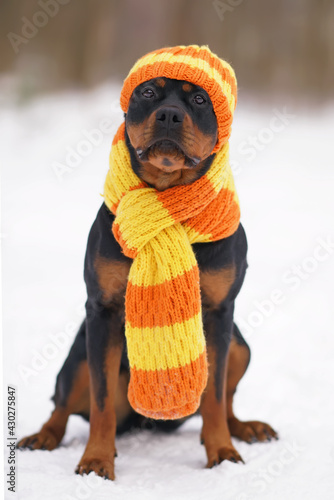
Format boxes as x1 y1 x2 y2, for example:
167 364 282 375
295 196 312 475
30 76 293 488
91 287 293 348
1 83 334 500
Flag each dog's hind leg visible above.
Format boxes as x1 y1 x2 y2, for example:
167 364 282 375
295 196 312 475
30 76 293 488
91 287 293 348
227 323 278 443
17 321 90 451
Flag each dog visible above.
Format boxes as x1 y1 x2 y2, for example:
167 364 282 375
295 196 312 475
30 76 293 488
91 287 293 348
18 62 277 480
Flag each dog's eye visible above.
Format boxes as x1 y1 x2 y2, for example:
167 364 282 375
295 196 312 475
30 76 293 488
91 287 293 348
193 94 206 105
142 88 155 99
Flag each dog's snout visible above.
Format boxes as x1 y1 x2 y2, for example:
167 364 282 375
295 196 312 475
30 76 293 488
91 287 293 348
156 106 185 127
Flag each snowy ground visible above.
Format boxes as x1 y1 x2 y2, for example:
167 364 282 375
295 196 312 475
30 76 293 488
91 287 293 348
1 82 334 500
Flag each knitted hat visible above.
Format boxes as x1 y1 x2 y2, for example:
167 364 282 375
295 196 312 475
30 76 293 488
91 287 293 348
120 45 237 152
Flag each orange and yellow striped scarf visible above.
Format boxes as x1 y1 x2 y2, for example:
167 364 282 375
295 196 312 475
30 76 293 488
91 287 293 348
103 45 240 420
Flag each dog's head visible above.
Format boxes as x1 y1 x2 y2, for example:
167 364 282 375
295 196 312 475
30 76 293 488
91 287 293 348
120 46 237 190
125 77 218 189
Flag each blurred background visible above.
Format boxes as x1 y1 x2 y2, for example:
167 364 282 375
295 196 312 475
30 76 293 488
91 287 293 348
0 0 333 103
1 2 334 499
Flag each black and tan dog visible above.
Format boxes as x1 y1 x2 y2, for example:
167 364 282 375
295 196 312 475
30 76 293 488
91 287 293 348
18 75 277 480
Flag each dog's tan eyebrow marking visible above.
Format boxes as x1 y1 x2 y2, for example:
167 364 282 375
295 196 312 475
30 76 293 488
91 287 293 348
155 78 166 88
182 83 193 92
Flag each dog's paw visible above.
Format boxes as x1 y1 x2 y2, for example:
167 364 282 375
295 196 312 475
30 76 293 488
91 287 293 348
205 445 244 468
75 457 115 481
16 429 60 451
228 417 278 444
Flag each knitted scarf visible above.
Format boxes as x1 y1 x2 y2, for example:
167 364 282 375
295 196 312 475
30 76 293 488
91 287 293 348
103 45 240 420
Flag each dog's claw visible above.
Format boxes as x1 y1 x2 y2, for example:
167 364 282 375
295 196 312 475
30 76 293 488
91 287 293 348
16 429 61 451
75 458 115 481
205 445 244 468
229 418 278 444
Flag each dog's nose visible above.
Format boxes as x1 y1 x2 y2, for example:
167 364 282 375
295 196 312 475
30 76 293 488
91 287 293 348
156 106 185 127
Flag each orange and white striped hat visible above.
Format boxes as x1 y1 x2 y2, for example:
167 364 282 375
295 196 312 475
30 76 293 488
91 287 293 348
120 45 237 152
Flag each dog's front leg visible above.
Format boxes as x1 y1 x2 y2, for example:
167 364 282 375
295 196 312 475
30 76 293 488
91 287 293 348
200 303 244 467
75 301 124 480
